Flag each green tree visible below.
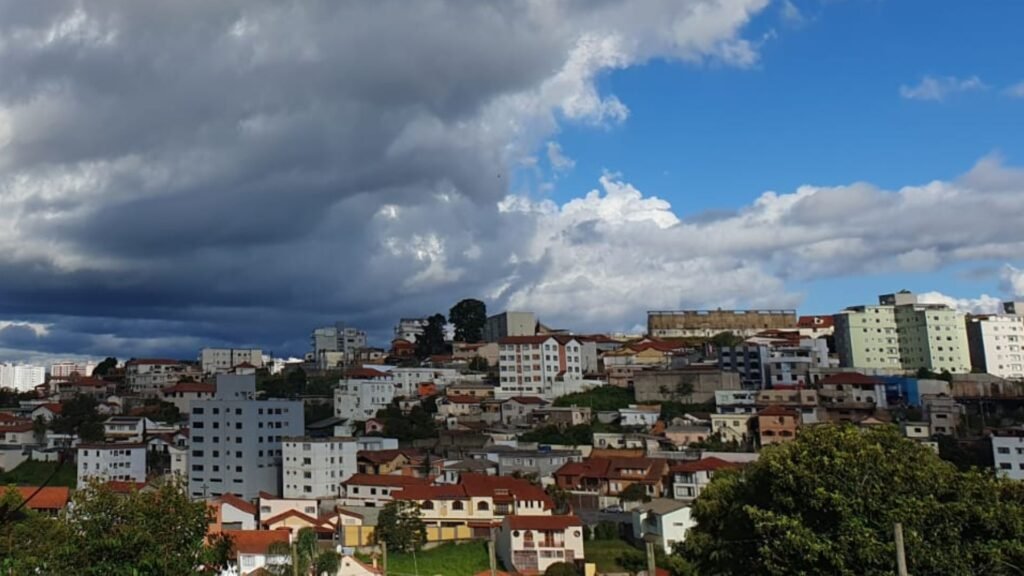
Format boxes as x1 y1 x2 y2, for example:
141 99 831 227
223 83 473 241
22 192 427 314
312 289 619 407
544 561 578 576
449 298 487 343
682 425 1024 576
32 415 48 444
51 394 104 440
553 386 634 411
619 483 650 503
92 357 118 376
709 331 744 348
375 500 426 553
415 313 448 359
467 356 490 372
265 527 340 576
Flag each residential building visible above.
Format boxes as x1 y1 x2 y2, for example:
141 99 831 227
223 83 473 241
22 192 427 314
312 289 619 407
631 498 695 553
647 309 797 339
714 390 757 414
797 315 835 338
223 530 289 575
125 359 200 398
709 413 753 443
334 377 396 421
496 449 583 478
966 314 1024 379
339 474 431 507
992 428 1024 481
76 443 146 489
13 487 70 515
282 436 359 499
394 318 429 343
618 405 661 428
833 305 901 371
500 396 551 426
210 493 258 531
446 381 496 399
496 336 585 399
664 425 711 447
160 381 216 413
483 311 538 343
554 457 669 498
312 322 367 367
669 457 740 502
529 406 592 428
199 348 263 375
187 374 303 500
633 368 741 404
757 406 800 446
756 388 822 424
0 363 46 392
818 372 889 423
49 360 97 379
258 494 321 520
103 416 157 442
496 515 585 575
922 394 960 436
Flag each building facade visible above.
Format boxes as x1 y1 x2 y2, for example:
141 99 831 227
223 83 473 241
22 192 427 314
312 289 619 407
966 314 1024 379
50 361 97 379
125 359 200 398
76 443 146 489
992 429 1024 481
282 436 359 499
0 363 46 392
496 336 584 399
483 312 538 343
312 323 367 367
647 309 797 339
199 348 264 375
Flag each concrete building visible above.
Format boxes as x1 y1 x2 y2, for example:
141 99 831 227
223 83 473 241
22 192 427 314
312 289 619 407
633 368 741 404
50 360 97 379
0 363 46 392
125 359 200 398
833 305 901 371
922 394 960 436
496 515 585 575
719 337 831 389
334 378 397 421
496 448 582 478
796 315 835 338
199 348 263 375
160 381 216 413
647 309 797 339
394 318 429 343
187 374 303 500
966 314 1024 379
282 436 359 499
496 336 585 399
483 311 538 343
77 443 146 489
312 322 367 367
631 498 695 553
757 405 800 446
992 428 1024 480
618 405 661 428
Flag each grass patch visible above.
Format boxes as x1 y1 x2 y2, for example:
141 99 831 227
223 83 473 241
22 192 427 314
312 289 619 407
585 538 641 573
367 541 492 576
553 386 635 411
0 460 77 488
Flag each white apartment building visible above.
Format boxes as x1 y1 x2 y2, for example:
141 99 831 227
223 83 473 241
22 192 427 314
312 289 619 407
50 360 97 379
77 443 147 489
992 429 1024 481
199 348 263 375
966 315 1024 379
0 363 46 392
282 436 359 499
125 359 200 398
312 323 367 366
496 336 584 399
334 379 397 421
187 374 302 500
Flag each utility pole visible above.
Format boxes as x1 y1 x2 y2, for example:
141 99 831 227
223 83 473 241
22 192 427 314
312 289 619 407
646 539 657 576
381 542 387 576
894 522 908 576
488 533 498 576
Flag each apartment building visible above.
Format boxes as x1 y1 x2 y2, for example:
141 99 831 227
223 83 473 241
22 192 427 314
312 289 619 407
334 378 397 421
670 457 740 502
923 394 960 436
312 322 367 367
719 337 831 388
199 348 264 375
966 314 1024 379
496 336 584 399
187 374 303 500
992 428 1024 481
50 360 97 379
125 359 201 398
77 443 146 489
647 309 797 339
281 436 359 499
0 363 46 392
834 305 901 370
483 311 538 342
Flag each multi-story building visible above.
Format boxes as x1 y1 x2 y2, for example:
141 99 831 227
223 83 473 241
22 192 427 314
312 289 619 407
394 318 429 343
833 305 901 371
76 443 147 489
922 394 960 436
496 515 585 575
334 378 397 421
50 360 97 379
199 348 264 375
796 315 835 338
160 381 216 413
187 374 303 500
0 363 46 392
618 405 661 428
496 336 584 399
966 314 1024 379
125 359 201 398
719 337 832 388
496 449 583 478
312 322 367 367
992 428 1024 481
339 474 431 507
647 309 797 339
483 311 538 343
757 405 800 446
281 437 359 499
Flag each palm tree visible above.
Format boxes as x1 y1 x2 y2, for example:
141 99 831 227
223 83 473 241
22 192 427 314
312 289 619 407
265 527 341 576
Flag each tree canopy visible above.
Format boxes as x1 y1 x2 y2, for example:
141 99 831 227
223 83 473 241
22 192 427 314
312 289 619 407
682 425 1024 576
416 313 448 359
92 357 118 376
449 298 487 343
375 500 426 553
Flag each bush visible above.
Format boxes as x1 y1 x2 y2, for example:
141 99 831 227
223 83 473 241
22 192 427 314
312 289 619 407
593 521 618 540
544 561 578 576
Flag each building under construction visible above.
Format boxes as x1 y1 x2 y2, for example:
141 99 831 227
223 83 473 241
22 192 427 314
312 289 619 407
647 309 798 339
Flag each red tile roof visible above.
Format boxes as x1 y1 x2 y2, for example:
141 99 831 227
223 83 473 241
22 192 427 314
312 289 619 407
391 484 468 501
15 487 70 510
797 315 835 328
346 367 388 379
33 403 63 415
217 493 257 516
341 474 431 488
1 422 35 433
163 381 216 394
504 396 549 405
459 474 552 507
669 457 742 474
505 515 582 530
758 405 800 418
554 457 667 484
357 449 422 465
224 529 290 555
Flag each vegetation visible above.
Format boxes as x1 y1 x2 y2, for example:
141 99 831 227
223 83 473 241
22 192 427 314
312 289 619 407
258 367 338 398
0 480 218 575
592 521 619 540
0 388 39 409
583 539 636 572
659 400 713 422
416 313 449 359
375 500 427 553
50 394 105 442
681 425 1024 575
553 386 634 411
544 561 578 576
619 482 651 503
519 424 593 446
709 331 744 348
373 403 437 441
92 357 118 376
916 367 954 382
303 401 334 425
378 541 491 576
467 356 490 372
0 460 77 488
265 527 340 576
136 399 182 423
449 298 487 343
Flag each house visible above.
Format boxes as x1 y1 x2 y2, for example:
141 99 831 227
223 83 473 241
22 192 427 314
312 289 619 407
124 359 200 398
631 498 695 553
529 406 592 428
496 449 583 478
709 413 753 444
663 425 711 447
669 457 740 502
438 459 498 484
223 529 290 576
446 382 496 399
714 390 757 414
12 487 70 515
364 418 385 435
438 395 483 419
496 515 585 575
209 493 258 531
757 406 800 446
160 381 216 413
260 509 335 538
30 403 63 423
258 493 320 521
922 394 960 435
992 427 1024 481
340 474 431 507
103 416 157 442
356 449 422 475
619 405 661 429
76 443 147 489
500 396 550 427
591 432 660 452
554 457 669 498
0 421 38 445
338 555 382 576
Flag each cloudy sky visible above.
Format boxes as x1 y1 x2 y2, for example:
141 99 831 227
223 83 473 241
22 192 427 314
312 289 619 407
1 1 1023 363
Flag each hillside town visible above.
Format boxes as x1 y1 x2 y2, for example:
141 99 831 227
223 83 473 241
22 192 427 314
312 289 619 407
3 292 1024 574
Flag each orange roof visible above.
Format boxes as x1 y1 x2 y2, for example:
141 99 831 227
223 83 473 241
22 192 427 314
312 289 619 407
357 449 422 465
459 474 552 507
758 405 800 417
669 457 742 473
341 474 431 488
15 487 70 510
33 403 63 415
505 515 582 530
444 395 481 405
797 315 834 328
1 422 35 433
224 529 290 555
217 493 257 516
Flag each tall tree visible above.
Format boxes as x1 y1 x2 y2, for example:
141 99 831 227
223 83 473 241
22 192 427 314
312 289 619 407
375 500 426 553
92 357 118 376
265 527 340 576
449 298 487 343
415 313 448 359
682 425 1024 576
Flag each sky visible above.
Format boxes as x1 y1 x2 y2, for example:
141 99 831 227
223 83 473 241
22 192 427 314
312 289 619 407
1 0 1024 363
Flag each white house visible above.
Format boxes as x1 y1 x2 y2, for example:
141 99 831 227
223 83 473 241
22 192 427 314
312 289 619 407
76 443 147 489
496 515 585 575
222 530 289 576
631 498 695 553
669 457 740 503
992 428 1024 481
103 416 158 442
339 474 431 507
334 378 397 421
618 405 661 428
281 436 359 499
496 336 586 399
212 493 258 530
